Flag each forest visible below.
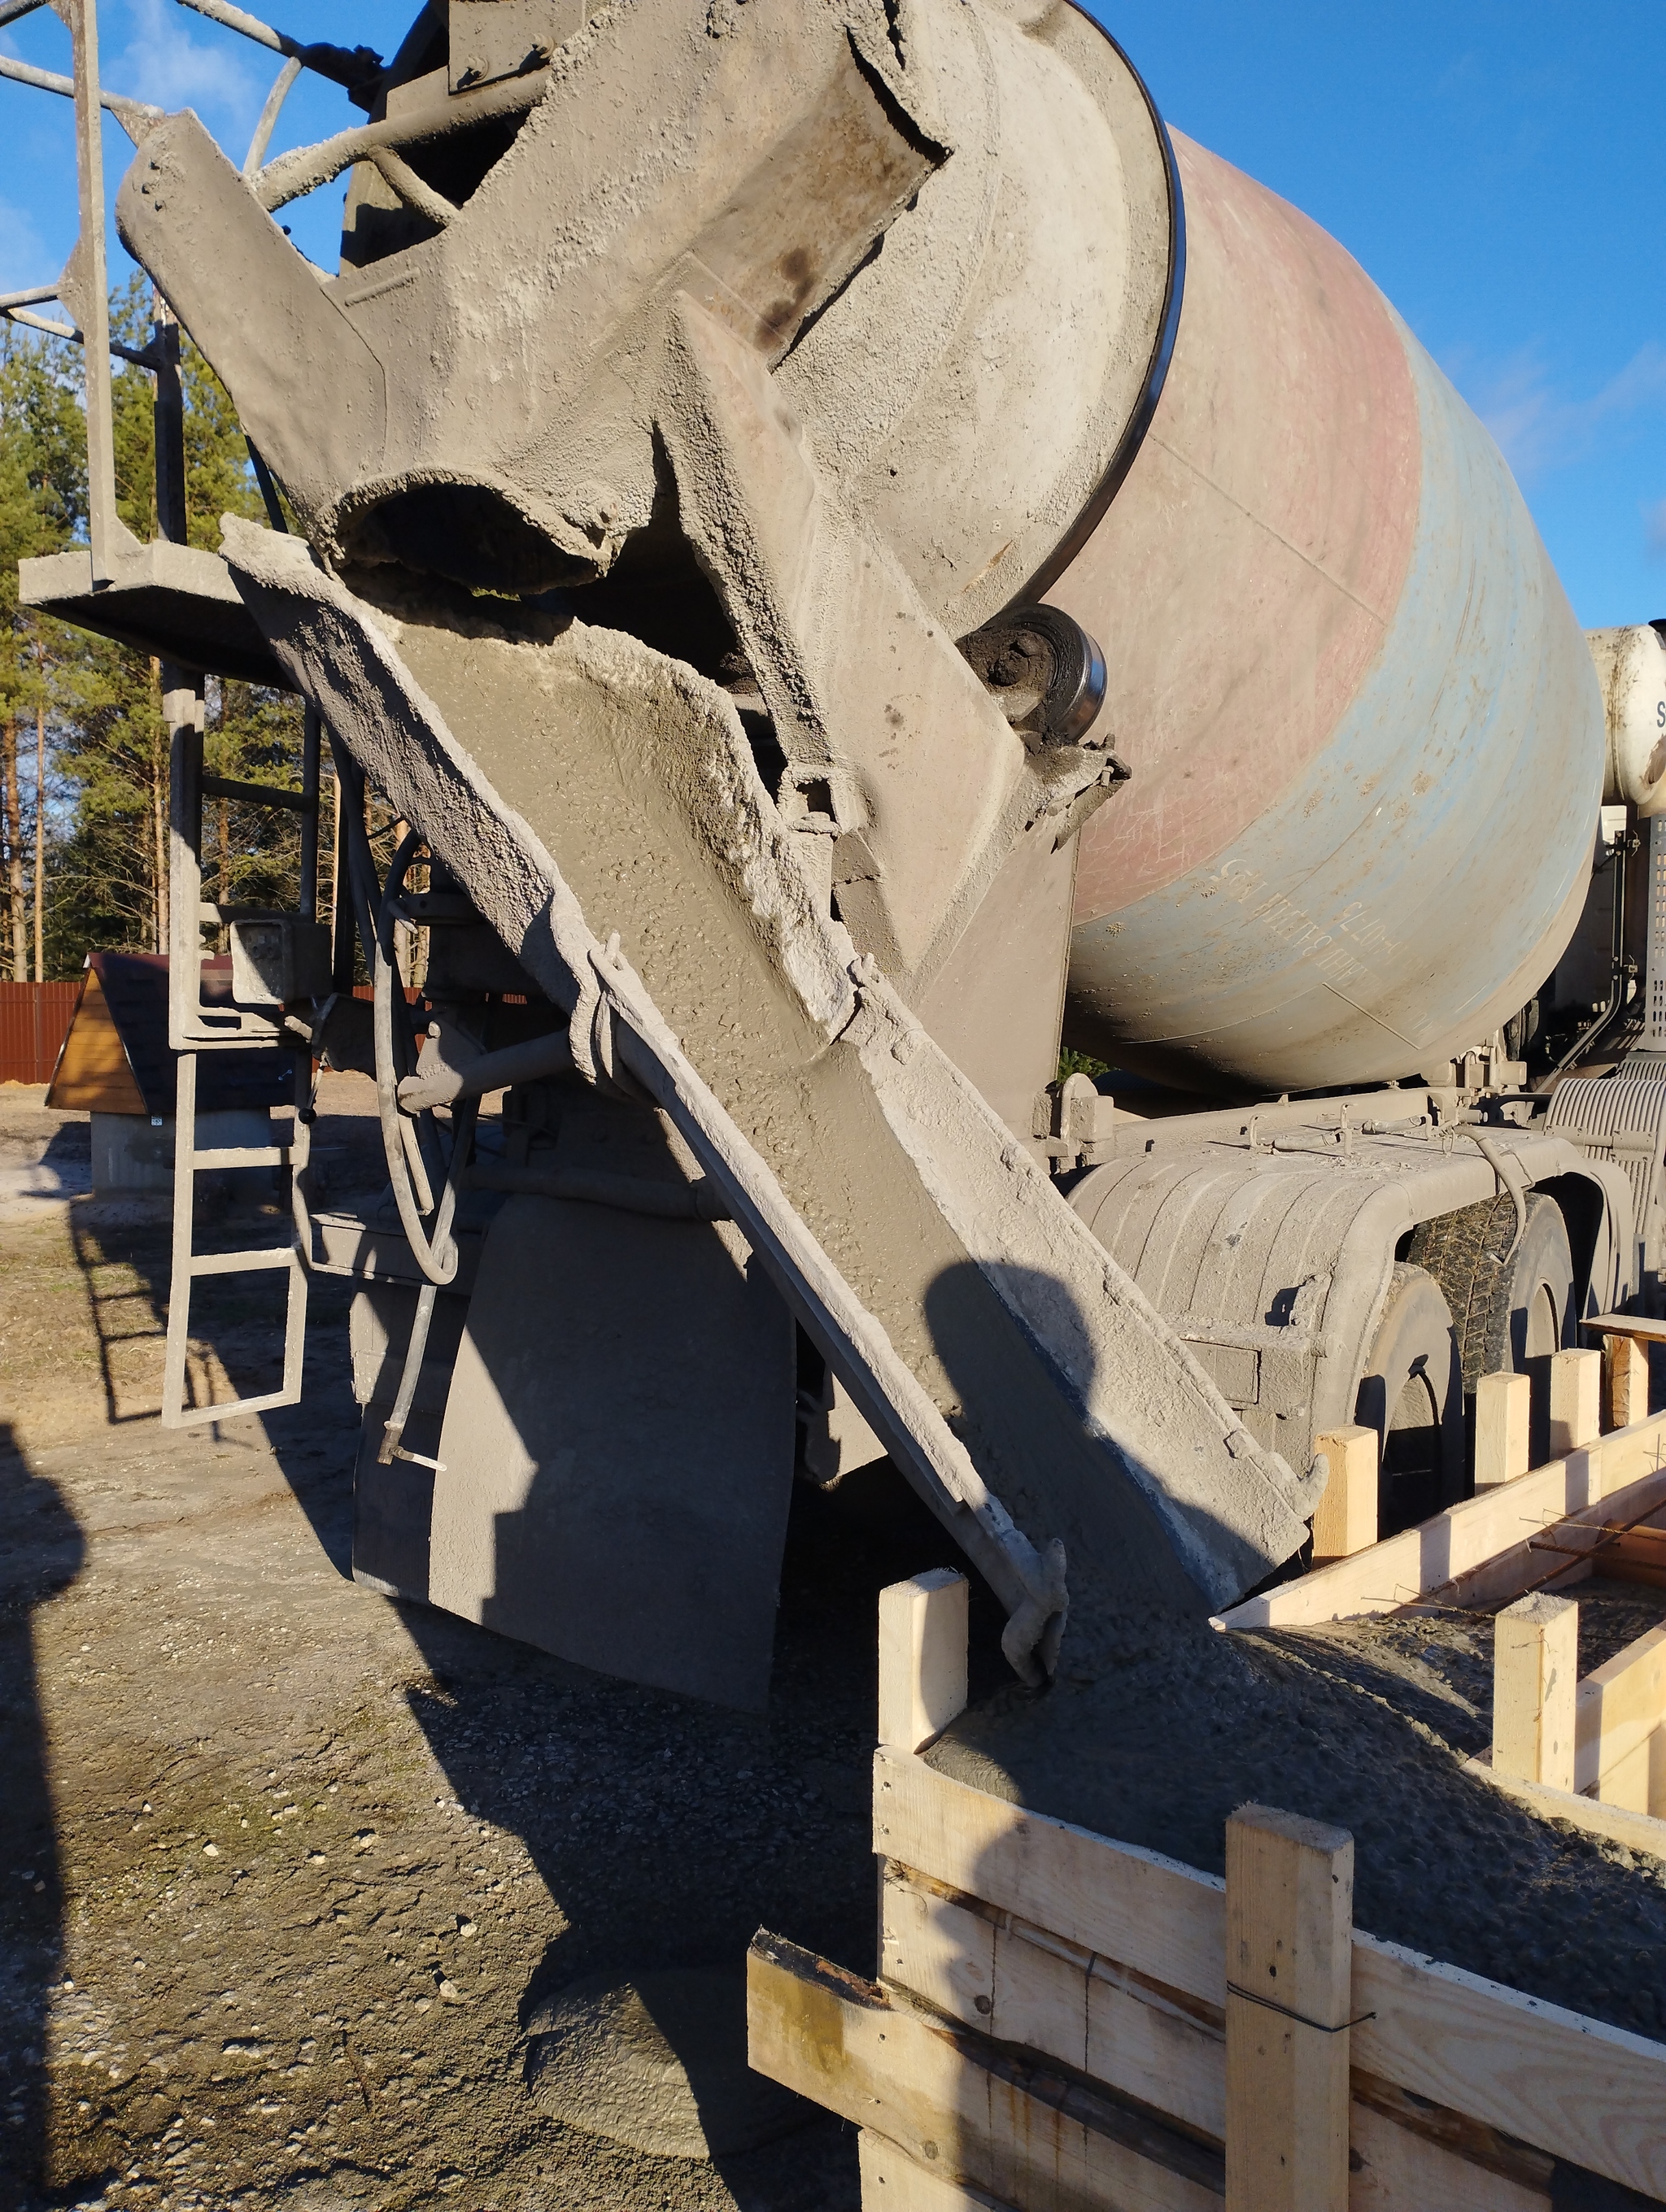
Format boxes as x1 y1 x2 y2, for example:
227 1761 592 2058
0 277 307 981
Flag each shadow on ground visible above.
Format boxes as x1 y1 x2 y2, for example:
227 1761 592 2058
0 1423 85 2205
19 1173 1013 2207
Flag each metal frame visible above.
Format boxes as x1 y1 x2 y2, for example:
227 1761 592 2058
0 0 359 1424
160 1047 312 1428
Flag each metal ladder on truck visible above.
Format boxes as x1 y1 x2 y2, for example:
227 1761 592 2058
160 655 333 1430
148 317 341 1430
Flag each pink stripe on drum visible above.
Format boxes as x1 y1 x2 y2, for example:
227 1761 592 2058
1058 133 1422 921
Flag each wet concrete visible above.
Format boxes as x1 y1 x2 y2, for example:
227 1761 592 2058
931 1581 1666 2041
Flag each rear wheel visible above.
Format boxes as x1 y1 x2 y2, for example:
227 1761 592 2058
1354 1263 1463 1535
1407 1193 1574 1470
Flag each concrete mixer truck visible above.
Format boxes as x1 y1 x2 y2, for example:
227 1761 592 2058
15 0 1666 1707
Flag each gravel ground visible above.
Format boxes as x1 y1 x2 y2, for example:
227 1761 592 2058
0 1079 1001 2212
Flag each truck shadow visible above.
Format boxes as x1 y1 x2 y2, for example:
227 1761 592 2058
379 1468 1011 2206
66 1204 172 1429
0 1422 86 2211
57 1197 359 1575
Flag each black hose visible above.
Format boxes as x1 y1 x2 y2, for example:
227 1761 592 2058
372 830 476 1287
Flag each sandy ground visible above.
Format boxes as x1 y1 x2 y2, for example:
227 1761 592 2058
0 1080 997 2212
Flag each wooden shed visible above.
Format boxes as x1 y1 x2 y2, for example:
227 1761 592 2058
46 952 292 1192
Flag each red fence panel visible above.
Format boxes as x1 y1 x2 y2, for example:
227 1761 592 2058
0 981 83 1086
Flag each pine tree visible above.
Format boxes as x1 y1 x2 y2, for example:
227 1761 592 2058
0 279 307 978
0 328 84 978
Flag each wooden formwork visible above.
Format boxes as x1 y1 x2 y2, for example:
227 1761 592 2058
1215 1396 1666 1855
1218 1400 1666 1633
748 1574 1666 2211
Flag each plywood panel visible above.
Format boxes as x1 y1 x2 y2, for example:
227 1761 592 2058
45 971 144 1114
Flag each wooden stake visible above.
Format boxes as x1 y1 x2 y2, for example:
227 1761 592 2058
1224 1805 1354 2212
1604 1333 1651 1432
1548 1348 1602 1457
1492 1592 1578 1792
1473 1371 1530 1489
879 1571 968 1754
1310 1425 1377 1561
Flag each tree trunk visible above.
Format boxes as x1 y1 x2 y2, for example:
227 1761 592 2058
33 699 46 982
2 710 24 982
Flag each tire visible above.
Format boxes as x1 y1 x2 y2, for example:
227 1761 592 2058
1354 1263 1463 1535
1407 1193 1575 1470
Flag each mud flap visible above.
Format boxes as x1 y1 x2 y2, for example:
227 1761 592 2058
423 1192 796 1709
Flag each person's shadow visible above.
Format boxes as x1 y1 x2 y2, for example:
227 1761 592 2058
0 1422 86 2211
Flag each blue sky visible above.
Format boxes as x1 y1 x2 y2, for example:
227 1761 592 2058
2 0 1662 626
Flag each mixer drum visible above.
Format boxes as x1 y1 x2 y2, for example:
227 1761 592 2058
1053 133 1603 1096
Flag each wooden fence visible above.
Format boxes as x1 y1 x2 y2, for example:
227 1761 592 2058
0 979 81 1086
749 1570 1666 2211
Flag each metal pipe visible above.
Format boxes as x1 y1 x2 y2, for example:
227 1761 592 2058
373 921 455 1282
367 146 457 229
244 438 287 533
327 734 363 992
174 0 287 59
243 52 301 175
1540 830 1636 1086
0 50 160 140
397 1028 574 1111
373 832 480 1286
2 306 77 339
172 0 383 97
64 0 120 585
253 68 549 213
0 303 159 366
151 308 186 543
377 1278 438 1465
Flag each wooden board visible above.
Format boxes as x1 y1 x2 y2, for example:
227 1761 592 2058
1585 1312 1666 1343
879 1864 1557 2210
879 1749 1666 2199
858 2131 1016 2210
748 1935 1223 2212
43 969 144 1114
1493 1594 1578 1792
1577 1618 1666 1796
880 1863 1227 2142
880 1571 970 1755
876 1746 1227 2005
1464 1753 1666 1858
1311 1426 1378 1562
1223 1806 1352 2211
1349 1930 1666 2201
879 1865 1559 2205
1346 2096 1546 2210
1215 1413 1666 1628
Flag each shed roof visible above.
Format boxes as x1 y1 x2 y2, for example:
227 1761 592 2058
46 953 294 1117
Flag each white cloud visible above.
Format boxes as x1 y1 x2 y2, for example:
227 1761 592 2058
0 195 53 296
1450 341 1666 486
111 0 259 132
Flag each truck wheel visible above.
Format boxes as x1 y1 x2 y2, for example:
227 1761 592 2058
1407 1193 1574 1470
1354 1263 1463 1535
